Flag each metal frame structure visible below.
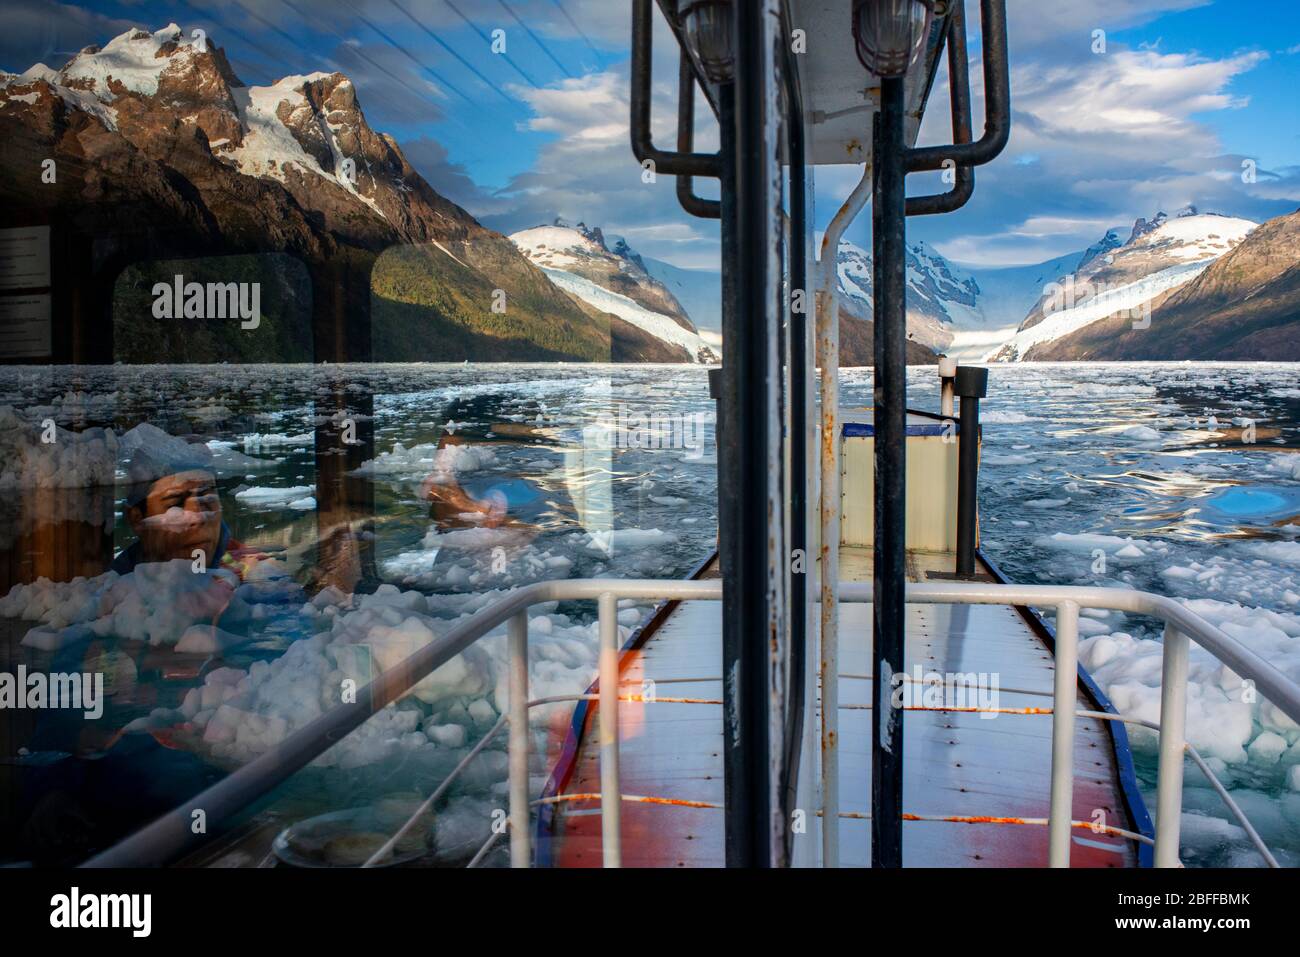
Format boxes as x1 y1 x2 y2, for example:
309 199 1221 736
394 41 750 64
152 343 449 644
634 0 1015 868
866 0 1011 868
84 575 1300 869
633 0 807 867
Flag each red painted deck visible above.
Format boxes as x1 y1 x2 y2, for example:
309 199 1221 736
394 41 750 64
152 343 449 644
545 549 1142 867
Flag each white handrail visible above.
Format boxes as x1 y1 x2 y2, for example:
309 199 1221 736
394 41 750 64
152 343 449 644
83 577 1300 869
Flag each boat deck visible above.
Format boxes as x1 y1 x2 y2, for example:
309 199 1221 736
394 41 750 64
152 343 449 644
541 547 1143 867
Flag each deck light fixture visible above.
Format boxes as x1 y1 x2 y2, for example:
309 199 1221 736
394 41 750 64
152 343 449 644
852 0 935 77
679 0 735 83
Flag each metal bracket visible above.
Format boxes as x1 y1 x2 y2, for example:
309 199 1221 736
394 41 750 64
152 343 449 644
631 0 722 180
676 52 721 219
905 0 1009 173
906 0 975 216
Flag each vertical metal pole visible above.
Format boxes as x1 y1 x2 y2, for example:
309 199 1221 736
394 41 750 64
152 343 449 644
955 366 987 577
721 0 781 867
818 164 872 869
597 591 622 867
796 91 822 870
956 396 980 576
1048 599 1080 867
716 74 755 868
938 357 957 417
870 75 908 869
1155 625 1189 867
783 61 808 869
507 612 530 868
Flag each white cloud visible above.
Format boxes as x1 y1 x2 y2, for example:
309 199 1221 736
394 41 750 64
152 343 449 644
919 36 1291 266
477 53 723 268
1002 0 1212 47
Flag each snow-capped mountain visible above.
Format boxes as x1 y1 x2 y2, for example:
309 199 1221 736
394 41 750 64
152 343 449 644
835 239 982 351
639 256 722 342
1024 207 1300 361
830 233 1133 358
828 209 1267 363
986 208 1257 361
510 221 719 363
0 24 675 363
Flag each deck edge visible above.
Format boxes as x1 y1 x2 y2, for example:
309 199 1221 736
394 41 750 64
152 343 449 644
533 550 718 867
977 546 1156 867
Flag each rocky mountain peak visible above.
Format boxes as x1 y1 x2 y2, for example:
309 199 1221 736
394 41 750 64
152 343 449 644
510 221 705 350
1129 210 1168 243
609 235 646 271
1076 228 1123 271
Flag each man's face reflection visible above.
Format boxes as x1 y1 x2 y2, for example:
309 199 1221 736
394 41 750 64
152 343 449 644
127 470 222 564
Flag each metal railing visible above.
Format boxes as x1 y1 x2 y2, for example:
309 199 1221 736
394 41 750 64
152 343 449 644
85 578 1300 869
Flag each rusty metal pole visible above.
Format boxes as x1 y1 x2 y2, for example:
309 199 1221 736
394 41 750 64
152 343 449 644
871 75 908 869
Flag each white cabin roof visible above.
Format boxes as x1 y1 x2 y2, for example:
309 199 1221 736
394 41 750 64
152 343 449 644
789 0 950 164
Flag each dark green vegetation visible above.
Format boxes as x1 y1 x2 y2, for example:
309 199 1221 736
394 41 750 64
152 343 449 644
370 243 614 362
113 254 313 363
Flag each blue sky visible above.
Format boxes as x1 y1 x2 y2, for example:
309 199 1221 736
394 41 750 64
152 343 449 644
3 0 1298 269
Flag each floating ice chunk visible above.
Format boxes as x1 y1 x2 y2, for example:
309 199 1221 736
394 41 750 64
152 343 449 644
1076 617 1112 638
1266 454 1300 481
360 584 429 615
1080 592 1300 770
467 698 496 727
1244 541 1300 567
175 623 250 654
1120 425 1162 442
335 607 494 705
0 573 116 628
980 410 1035 424
352 442 496 480
584 528 677 554
1248 731 1288 765
423 721 466 748
243 557 291 581
1036 532 1164 560
118 422 211 472
21 623 95 651
235 484 314 505
0 406 118 489
1 560 254 646
421 526 529 551
240 432 313 451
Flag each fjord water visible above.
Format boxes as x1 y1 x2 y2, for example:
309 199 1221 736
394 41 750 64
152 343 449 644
3 361 1298 867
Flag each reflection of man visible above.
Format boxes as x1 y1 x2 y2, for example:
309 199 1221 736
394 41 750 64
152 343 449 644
111 450 238 574
13 451 248 864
